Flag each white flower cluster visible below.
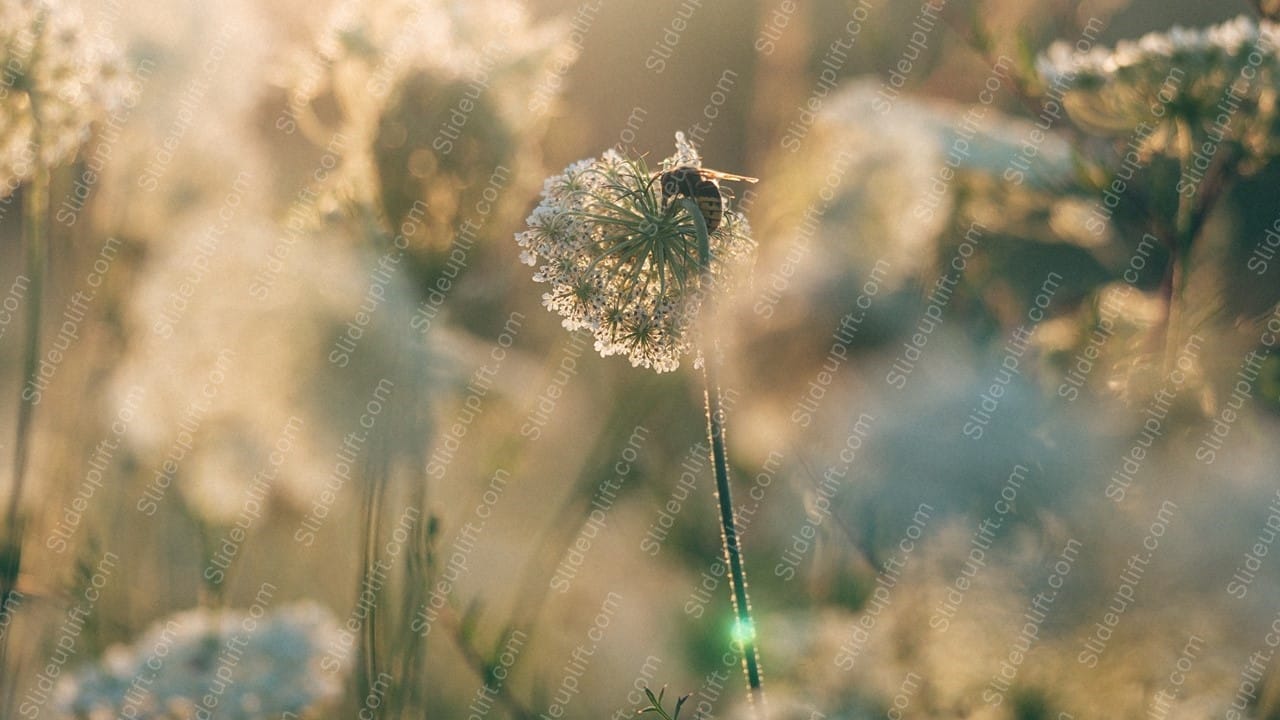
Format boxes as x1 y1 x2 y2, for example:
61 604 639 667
53 601 349 719
1039 16 1280 83
516 134 755 373
1037 15 1280 135
264 0 578 282
292 0 554 89
0 0 121 198
275 0 565 214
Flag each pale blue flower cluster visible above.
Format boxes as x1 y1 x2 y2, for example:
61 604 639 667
53 601 348 720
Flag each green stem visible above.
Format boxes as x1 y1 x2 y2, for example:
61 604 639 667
1 136 48 710
446 613 537 720
703 349 765 703
357 439 386 714
6 0 52 558
681 198 765 715
1165 119 1197 373
6 166 46 540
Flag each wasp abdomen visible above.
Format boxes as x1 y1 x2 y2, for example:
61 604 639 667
660 166 727 232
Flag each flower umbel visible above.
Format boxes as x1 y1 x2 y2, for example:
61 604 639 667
516 133 755 372
1037 15 1280 147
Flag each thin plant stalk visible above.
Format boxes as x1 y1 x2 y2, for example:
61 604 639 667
6 165 47 542
445 613 537 720
702 355 765 705
1 129 48 708
357 437 387 713
681 198 765 714
1164 118 1199 373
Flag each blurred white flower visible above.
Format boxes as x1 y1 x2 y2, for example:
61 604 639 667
515 133 756 372
1039 16 1277 83
273 0 567 221
54 601 348 719
1038 15 1280 142
810 82 958 285
278 0 548 92
0 0 122 197
751 79 1079 305
111 211 428 524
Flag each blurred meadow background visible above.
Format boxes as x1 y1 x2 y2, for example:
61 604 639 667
2 0 1280 717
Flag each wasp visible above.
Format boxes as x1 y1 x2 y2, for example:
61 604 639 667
658 166 758 233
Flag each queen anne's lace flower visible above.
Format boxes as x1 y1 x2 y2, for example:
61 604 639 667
54 602 348 719
0 0 121 198
516 133 755 372
1039 16 1279 84
1037 15 1280 144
